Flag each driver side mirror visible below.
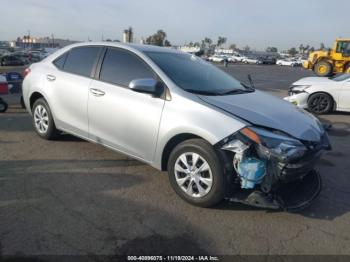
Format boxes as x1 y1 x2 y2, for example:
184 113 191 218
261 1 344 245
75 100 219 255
128 78 164 97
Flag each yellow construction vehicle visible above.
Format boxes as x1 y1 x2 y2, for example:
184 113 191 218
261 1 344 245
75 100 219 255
303 38 350 77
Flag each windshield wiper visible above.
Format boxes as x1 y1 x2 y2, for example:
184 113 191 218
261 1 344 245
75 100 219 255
185 89 221 96
219 89 253 95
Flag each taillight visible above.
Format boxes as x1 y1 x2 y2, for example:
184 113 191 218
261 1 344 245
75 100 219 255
23 68 31 78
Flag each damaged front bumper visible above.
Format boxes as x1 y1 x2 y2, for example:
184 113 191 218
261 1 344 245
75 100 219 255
283 92 309 109
219 126 331 210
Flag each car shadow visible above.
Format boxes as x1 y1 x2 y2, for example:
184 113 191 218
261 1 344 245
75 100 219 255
58 133 86 142
0 160 211 257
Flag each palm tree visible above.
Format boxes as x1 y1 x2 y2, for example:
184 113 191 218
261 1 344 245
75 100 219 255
217 36 227 47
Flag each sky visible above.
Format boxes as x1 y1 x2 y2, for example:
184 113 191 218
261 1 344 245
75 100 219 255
0 0 349 50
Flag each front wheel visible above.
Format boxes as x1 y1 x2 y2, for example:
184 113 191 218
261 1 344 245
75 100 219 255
314 61 333 77
32 98 59 140
167 139 225 207
307 93 333 114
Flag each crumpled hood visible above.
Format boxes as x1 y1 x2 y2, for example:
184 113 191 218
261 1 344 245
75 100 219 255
198 90 324 142
292 77 332 86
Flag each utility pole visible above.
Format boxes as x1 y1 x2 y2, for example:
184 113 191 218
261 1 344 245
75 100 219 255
51 33 54 48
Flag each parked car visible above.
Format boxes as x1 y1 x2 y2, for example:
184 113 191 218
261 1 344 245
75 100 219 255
228 54 244 62
284 73 350 114
242 56 259 64
0 75 8 112
208 55 226 63
0 55 25 66
257 56 276 65
276 59 298 67
23 42 331 209
28 51 44 62
12 52 31 65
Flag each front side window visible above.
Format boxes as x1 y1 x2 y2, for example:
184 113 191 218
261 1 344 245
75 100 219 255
145 51 247 95
99 48 155 86
330 73 350 81
336 41 350 54
63 46 101 77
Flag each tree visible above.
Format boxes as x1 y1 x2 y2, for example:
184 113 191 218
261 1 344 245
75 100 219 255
217 36 227 47
320 42 325 50
229 43 237 50
204 37 212 47
243 45 251 52
304 45 310 53
288 47 298 56
299 44 304 54
164 39 171 47
145 30 170 46
266 47 278 53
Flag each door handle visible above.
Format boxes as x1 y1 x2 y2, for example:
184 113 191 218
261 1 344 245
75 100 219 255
90 88 105 97
46 74 56 81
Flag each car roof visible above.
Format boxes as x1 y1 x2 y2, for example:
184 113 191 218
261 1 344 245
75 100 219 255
63 41 180 54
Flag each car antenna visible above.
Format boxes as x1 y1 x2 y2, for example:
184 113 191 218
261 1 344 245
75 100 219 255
247 74 255 90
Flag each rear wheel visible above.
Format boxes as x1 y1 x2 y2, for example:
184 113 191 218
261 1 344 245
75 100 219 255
20 96 25 109
167 139 225 207
314 61 333 77
345 63 350 73
0 99 8 113
307 93 333 114
32 98 59 140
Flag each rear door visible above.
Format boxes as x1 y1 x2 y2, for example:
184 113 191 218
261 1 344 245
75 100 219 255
45 46 102 138
88 47 165 161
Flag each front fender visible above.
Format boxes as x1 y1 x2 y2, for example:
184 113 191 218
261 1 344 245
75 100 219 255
151 93 247 170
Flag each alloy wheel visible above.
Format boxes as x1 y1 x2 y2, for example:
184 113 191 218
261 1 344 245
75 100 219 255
309 94 330 114
174 152 213 198
34 105 49 134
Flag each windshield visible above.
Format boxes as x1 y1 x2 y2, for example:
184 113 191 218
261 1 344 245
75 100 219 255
145 51 247 95
330 73 350 81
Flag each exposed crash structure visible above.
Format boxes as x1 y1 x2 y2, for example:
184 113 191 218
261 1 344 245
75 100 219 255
219 125 331 210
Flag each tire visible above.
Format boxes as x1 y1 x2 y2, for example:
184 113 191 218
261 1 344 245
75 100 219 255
314 61 333 77
20 96 25 109
345 64 350 73
32 98 59 140
167 139 226 207
307 93 333 114
0 99 8 113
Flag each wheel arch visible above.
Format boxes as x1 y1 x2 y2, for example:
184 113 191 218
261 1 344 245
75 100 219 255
307 91 336 111
29 91 45 112
160 133 206 171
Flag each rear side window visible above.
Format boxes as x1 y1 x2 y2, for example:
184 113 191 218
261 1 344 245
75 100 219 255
53 53 67 69
99 48 155 86
63 46 101 77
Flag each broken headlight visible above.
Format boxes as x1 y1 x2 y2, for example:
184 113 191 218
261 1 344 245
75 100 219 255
289 85 310 95
240 127 307 162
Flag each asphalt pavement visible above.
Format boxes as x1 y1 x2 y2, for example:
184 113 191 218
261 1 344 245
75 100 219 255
1 64 350 257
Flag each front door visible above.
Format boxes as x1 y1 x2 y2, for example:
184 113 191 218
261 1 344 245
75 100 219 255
88 47 165 162
338 81 350 111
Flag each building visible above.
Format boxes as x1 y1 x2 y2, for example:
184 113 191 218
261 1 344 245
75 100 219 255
13 35 78 49
214 48 235 55
178 45 201 54
123 27 133 43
